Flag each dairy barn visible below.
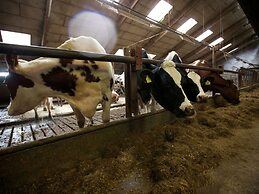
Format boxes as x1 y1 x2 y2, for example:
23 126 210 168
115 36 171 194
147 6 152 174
0 0 259 193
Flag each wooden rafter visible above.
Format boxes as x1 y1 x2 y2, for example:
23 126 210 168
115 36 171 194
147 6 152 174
143 0 201 50
158 1 238 59
182 17 248 62
41 0 52 46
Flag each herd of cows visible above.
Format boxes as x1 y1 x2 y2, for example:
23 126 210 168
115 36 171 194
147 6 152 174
4 36 240 128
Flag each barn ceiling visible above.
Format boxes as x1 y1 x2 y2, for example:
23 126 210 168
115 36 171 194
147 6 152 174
0 0 258 72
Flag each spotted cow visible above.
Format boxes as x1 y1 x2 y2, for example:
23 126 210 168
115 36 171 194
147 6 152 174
138 49 196 117
164 51 207 103
189 59 240 105
5 36 114 127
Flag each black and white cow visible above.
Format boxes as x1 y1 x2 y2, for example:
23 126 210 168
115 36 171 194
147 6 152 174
138 49 196 117
164 51 207 103
5 36 114 128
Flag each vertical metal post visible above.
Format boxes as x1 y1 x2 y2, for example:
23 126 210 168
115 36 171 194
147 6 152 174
124 48 132 118
238 68 243 89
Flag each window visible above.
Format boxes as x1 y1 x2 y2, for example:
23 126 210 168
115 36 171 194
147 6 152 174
1 30 31 45
114 49 124 56
177 18 197 34
195 30 213 42
228 47 238 54
147 0 173 22
219 43 232 51
209 37 224 46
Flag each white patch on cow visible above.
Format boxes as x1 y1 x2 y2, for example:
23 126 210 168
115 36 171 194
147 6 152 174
7 36 114 125
160 61 192 111
164 51 183 63
187 71 207 98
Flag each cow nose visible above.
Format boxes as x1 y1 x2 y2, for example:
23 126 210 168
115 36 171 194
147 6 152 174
184 106 195 116
197 95 207 102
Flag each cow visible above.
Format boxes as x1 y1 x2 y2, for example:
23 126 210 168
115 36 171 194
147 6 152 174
138 49 196 117
5 36 114 128
189 59 240 105
164 51 207 103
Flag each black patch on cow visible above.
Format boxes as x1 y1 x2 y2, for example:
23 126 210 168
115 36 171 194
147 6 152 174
172 54 182 64
103 95 108 101
41 66 77 96
91 64 98 70
69 68 73 72
6 55 19 69
110 78 114 90
60 58 73 67
75 66 100 82
5 72 34 99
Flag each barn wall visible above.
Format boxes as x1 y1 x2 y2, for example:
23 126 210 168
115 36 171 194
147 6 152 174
220 40 259 70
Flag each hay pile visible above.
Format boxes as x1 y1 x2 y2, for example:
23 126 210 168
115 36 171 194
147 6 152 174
18 88 259 193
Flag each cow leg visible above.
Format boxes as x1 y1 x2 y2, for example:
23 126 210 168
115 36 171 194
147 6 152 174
70 105 85 128
101 92 112 123
34 108 39 121
45 98 53 119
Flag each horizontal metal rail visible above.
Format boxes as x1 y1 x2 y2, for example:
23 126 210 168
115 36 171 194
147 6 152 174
0 42 238 73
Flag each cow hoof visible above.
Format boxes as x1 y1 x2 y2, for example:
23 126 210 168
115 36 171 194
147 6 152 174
78 120 85 128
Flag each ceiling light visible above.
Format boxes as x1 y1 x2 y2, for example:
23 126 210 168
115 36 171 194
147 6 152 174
177 18 197 34
115 48 124 56
209 37 224 46
147 54 156 59
195 30 213 42
228 47 238 54
147 0 173 22
219 43 232 51
0 30 31 45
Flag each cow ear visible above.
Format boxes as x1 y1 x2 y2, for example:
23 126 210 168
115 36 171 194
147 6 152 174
140 69 154 84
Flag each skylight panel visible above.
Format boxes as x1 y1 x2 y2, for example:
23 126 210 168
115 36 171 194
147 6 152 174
209 37 224 46
177 18 197 34
219 43 232 51
228 47 238 54
1 30 31 45
0 72 9 77
115 49 124 56
195 30 213 42
147 0 173 22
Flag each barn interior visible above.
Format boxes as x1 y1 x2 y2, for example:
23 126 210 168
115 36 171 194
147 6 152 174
0 0 259 193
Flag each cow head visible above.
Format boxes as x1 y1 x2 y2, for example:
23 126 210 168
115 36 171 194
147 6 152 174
140 61 196 118
202 74 240 105
5 55 44 115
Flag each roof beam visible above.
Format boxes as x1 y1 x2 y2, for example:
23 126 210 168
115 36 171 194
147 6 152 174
41 0 52 46
158 1 238 59
118 0 140 27
213 35 258 65
182 17 248 62
143 0 200 49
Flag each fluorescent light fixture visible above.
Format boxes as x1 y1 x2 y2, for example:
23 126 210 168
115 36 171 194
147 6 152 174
195 30 213 42
209 37 224 46
228 47 238 54
1 30 31 45
177 18 197 34
0 72 9 77
115 49 124 56
147 54 156 59
219 43 232 51
147 0 173 22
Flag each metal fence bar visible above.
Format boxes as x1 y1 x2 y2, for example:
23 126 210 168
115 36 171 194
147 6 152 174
0 43 237 73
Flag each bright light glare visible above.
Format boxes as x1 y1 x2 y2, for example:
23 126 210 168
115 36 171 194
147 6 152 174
115 49 124 56
177 18 197 33
0 72 9 77
209 37 224 46
147 54 156 59
219 43 232 51
228 47 238 54
147 0 173 22
1 30 31 45
68 11 117 52
195 30 213 42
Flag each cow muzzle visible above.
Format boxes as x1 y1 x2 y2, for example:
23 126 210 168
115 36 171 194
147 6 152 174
184 106 195 116
197 94 208 103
